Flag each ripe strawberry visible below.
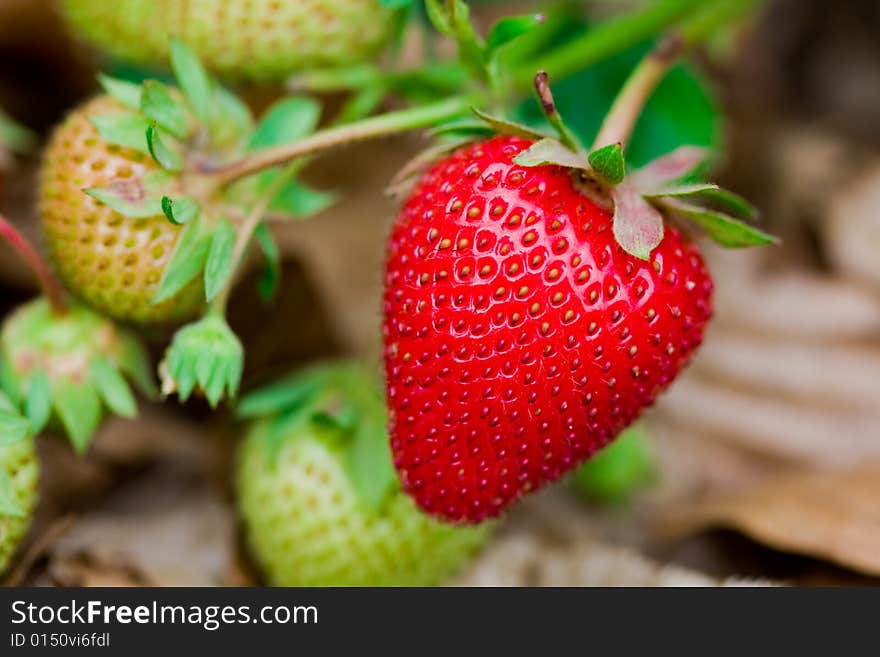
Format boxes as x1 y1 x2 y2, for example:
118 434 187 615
40 95 204 325
236 362 491 586
383 135 715 523
60 0 393 81
0 394 38 575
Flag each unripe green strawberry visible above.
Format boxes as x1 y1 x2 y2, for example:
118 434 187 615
60 0 394 81
236 363 491 586
0 394 38 575
40 95 204 326
0 298 155 452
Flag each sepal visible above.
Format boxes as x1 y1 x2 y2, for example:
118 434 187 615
160 314 243 408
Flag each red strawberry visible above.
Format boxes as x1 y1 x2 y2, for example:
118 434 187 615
383 135 713 523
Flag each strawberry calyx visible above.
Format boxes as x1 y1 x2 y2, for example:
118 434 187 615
236 362 398 513
159 313 243 409
0 299 155 453
85 40 334 313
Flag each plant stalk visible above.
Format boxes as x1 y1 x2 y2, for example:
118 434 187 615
207 95 476 187
0 214 67 315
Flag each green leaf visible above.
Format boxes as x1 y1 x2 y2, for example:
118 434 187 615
486 14 544 58
141 79 190 138
588 143 626 185
212 85 254 146
146 122 184 172
90 356 137 418
653 184 757 221
0 408 30 446
98 74 142 110
269 180 336 218
85 178 163 218
513 138 589 169
170 38 214 123
345 411 397 513
612 185 664 260
254 222 280 301
378 0 414 7
52 379 102 453
116 334 158 399
161 196 199 225
90 113 151 154
664 201 777 248
152 218 211 304
204 217 236 302
0 468 25 517
236 369 327 419
471 108 549 141
24 371 50 435
248 97 321 151
0 357 19 405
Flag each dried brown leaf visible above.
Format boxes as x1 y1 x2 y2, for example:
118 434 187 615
660 465 880 576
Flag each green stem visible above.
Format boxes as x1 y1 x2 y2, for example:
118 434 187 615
207 95 476 187
0 213 67 315
511 0 709 92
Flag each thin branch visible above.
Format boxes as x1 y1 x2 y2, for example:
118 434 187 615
0 213 67 314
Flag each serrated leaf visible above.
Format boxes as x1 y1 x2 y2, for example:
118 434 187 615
85 178 163 218
24 370 50 435
152 218 211 303
0 468 25 517
665 201 777 248
53 379 102 453
204 217 237 302
270 180 336 218
472 108 549 140
254 222 280 301
513 137 589 169
486 14 544 57
588 143 626 185
141 79 190 138
98 74 142 110
248 97 321 151
612 185 664 260
146 122 184 172
90 356 137 418
0 408 30 446
161 196 199 225
170 38 214 123
630 146 713 190
90 112 151 154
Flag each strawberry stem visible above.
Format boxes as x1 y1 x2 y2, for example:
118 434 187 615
591 33 684 152
0 213 67 315
206 96 477 187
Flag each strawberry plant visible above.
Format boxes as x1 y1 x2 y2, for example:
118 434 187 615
0 0 774 583
0 392 37 575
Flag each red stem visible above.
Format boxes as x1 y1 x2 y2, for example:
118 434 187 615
0 214 67 314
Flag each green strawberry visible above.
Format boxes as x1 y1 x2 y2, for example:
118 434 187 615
0 298 155 452
0 393 38 576
236 362 492 586
60 0 394 80
40 94 206 325
571 423 655 504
